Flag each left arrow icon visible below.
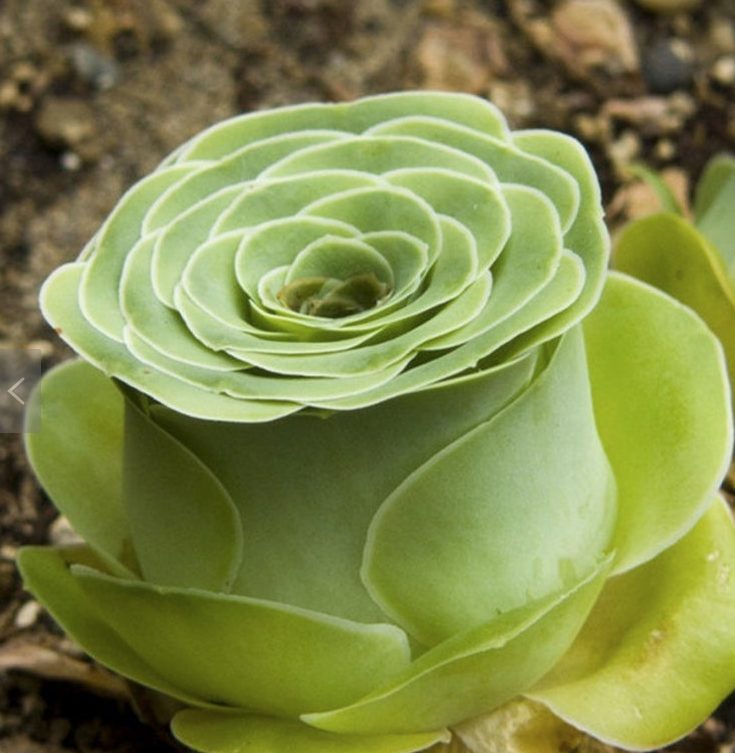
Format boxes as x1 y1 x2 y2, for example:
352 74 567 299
8 377 25 405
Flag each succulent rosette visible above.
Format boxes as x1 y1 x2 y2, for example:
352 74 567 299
19 92 735 753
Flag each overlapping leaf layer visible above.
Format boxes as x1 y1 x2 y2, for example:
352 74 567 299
41 92 607 419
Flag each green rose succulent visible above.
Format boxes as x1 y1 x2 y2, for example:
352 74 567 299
19 92 735 753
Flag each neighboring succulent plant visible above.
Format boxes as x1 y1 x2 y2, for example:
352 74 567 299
19 93 735 753
613 154 735 399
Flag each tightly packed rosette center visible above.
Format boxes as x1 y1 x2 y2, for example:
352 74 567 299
20 92 735 753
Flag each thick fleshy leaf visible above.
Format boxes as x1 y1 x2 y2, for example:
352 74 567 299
235 216 361 302
511 129 608 330
41 264 300 422
317 251 585 411
17 545 215 708
70 565 411 716
263 136 494 183
694 152 735 219
424 184 563 351
582 272 732 573
145 131 350 230
529 497 735 750
24 360 133 575
151 185 242 306
303 561 610 735
152 353 537 624
179 233 297 335
384 168 510 270
123 326 414 402
122 399 243 591
613 213 735 393
238 271 492 377
172 711 448 753
368 117 579 233
175 282 374 355
363 327 616 645
694 153 735 278
179 92 508 162
38 92 608 418
120 235 244 370
212 170 381 235
80 164 198 340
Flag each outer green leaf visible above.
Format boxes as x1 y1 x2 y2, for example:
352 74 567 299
303 561 610 735
694 153 735 278
123 398 243 592
80 164 197 340
172 711 448 753
384 168 510 270
145 131 349 230
424 184 563 351
511 130 608 331
212 171 380 235
318 252 584 411
367 117 579 234
121 234 243 370
41 264 299 422
180 91 508 162
123 326 413 402
263 136 494 183
70 565 411 716
529 497 735 750
363 327 615 645
694 153 735 219
24 360 133 575
613 213 735 394
582 272 732 573
151 184 242 307
17 545 215 708
152 353 537 624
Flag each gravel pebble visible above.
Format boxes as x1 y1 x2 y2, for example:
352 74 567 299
34 98 94 145
642 38 695 93
712 55 735 86
14 600 41 629
69 43 121 90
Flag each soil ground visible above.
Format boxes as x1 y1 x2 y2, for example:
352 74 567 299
1 1 735 751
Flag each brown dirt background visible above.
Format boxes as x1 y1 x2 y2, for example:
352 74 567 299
1 0 735 751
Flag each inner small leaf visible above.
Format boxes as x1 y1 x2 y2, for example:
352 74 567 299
279 274 392 318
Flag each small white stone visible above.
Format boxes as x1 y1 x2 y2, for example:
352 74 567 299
712 56 735 85
61 151 82 172
608 130 641 168
63 7 94 31
15 600 42 629
49 515 83 546
0 544 18 560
